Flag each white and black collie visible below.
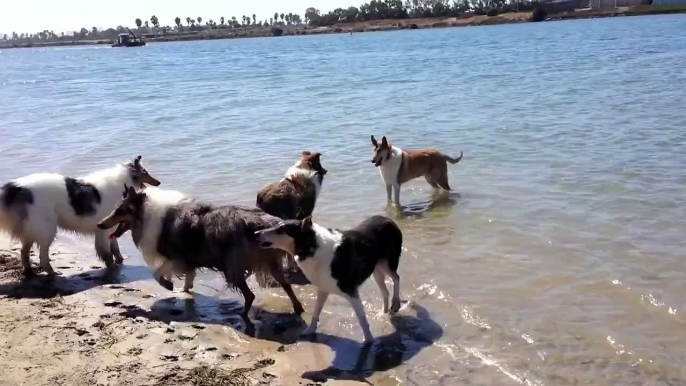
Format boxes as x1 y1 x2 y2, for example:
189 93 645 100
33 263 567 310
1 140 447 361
97 186 304 316
256 151 327 221
256 215 402 343
0 156 160 275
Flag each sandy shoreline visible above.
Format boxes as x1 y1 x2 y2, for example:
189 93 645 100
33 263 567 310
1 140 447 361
0 234 371 386
2 6 685 50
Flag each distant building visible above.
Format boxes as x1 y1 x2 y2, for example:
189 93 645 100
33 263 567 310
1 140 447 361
653 0 686 4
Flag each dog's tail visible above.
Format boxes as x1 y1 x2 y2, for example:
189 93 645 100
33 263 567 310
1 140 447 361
0 182 32 236
443 151 464 164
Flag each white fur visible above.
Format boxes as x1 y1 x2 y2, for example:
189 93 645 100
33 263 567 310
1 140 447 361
377 146 403 205
0 163 139 273
294 224 343 294
132 186 186 270
282 162 323 199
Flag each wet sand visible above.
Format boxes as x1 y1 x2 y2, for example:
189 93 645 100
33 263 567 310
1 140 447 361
0 234 440 385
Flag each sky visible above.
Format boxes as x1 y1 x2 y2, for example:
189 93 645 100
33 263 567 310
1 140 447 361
0 0 354 35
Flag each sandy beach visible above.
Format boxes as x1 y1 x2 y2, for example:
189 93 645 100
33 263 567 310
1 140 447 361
0 233 442 386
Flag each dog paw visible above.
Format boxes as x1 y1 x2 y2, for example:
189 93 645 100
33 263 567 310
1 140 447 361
362 336 375 346
390 298 401 313
157 278 174 291
114 256 124 264
293 304 305 315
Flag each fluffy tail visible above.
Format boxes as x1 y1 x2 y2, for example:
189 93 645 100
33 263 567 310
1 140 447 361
443 151 464 164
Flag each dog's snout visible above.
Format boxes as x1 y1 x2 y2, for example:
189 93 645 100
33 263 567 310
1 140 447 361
370 160 375 163
97 222 107 230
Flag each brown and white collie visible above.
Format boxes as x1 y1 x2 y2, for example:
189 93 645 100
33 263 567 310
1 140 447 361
370 135 463 206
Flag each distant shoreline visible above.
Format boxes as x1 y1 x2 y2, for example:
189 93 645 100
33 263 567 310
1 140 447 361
2 5 685 50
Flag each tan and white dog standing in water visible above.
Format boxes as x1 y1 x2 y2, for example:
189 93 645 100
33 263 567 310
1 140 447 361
370 135 463 206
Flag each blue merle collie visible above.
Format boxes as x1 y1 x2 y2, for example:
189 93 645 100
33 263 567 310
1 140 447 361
0 156 159 275
97 186 304 316
256 215 402 343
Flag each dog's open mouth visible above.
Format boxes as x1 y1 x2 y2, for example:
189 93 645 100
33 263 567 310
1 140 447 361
259 241 273 248
109 221 131 240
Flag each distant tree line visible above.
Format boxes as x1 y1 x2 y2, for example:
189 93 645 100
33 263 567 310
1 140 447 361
2 0 538 43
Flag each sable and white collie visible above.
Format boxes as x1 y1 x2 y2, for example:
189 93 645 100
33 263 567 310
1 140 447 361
97 186 304 316
370 135 463 206
256 215 402 343
256 151 327 221
0 156 160 275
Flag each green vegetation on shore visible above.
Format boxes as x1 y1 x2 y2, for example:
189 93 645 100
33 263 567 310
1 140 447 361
2 1 685 48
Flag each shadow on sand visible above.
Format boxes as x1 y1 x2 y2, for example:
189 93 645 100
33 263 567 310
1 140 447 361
0 264 153 299
124 293 442 383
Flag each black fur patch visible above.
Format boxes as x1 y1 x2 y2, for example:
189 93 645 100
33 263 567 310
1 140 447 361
64 177 101 216
330 216 403 297
1 182 34 209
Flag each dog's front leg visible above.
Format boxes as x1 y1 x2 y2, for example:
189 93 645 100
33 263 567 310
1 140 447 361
393 182 401 207
302 290 329 336
348 294 374 344
110 239 124 264
385 184 392 205
95 231 116 268
181 270 195 293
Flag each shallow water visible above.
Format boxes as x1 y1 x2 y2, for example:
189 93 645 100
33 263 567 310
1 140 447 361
2 14 686 384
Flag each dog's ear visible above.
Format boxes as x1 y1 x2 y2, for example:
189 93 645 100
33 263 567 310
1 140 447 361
371 135 378 147
133 155 142 169
310 152 321 160
302 151 311 156
127 185 137 199
301 216 313 231
381 136 388 146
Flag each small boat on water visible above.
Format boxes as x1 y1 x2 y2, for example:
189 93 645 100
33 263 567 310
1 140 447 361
112 29 145 48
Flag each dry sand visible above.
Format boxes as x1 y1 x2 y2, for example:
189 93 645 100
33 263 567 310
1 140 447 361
0 233 433 386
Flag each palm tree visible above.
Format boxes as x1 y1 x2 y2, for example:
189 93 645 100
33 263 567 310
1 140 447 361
145 21 149 30
274 12 279 23
252 14 256 25
280 13 285 22
135 18 142 29
186 17 191 27
92 27 98 37
242 16 246 26
270 17 274 25
197 17 202 25
151 15 160 28
191 19 196 28
175 17 182 31
231 16 237 27
220 16 225 25
288 13 293 24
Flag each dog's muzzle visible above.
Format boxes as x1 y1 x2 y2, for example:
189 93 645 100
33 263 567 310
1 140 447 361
255 232 273 248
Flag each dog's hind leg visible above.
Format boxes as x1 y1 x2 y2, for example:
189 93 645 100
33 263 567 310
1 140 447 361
182 270 195 293
94 231 115 269
378 260 401 313
435 165 452 191
236 279 255 317
34 225 57 275
373 267 390 313
302 290 329 337
347 293 374 344
20 240 33 276
268 259 305 314
110 239 124 264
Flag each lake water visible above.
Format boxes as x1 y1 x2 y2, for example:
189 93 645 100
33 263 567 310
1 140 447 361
2 14 686 385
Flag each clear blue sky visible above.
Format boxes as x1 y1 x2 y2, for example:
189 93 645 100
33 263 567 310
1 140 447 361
1 0 352 35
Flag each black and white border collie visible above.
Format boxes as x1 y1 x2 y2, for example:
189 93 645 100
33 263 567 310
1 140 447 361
97 186 305 316
0 156 160 275
256 215 402 343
